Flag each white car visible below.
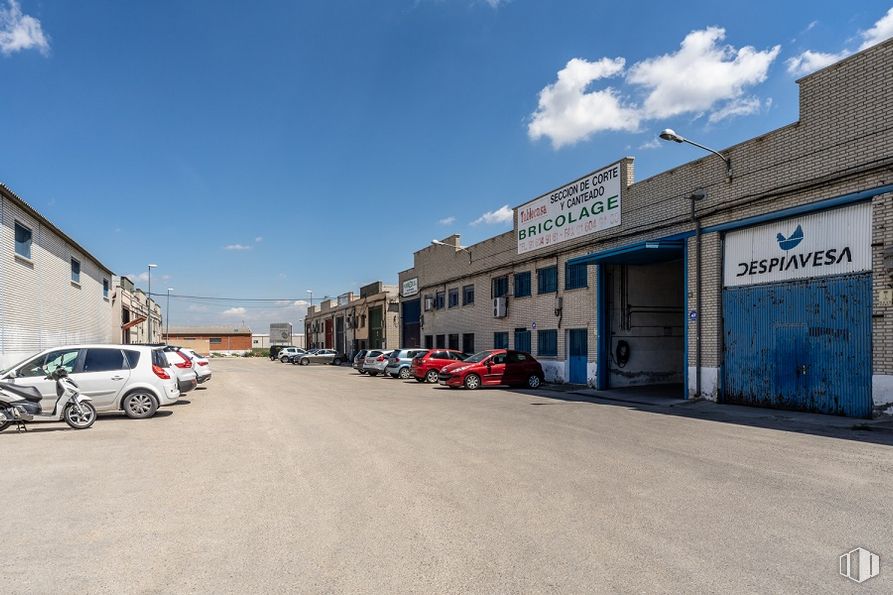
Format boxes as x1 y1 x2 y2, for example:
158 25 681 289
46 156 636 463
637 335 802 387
277 347 307 363
162 348 198 393
179 348 211 384
0 345 180 419
362 350 394 376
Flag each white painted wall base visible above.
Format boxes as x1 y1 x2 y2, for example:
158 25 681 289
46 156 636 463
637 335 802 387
873 375 893 415
587 362 598 388
688 366 719 400
540 360 566 384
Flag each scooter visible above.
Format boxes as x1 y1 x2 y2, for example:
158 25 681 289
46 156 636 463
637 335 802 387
0 368 97 432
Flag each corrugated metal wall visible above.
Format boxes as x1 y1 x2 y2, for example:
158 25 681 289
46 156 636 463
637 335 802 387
722 274 872 417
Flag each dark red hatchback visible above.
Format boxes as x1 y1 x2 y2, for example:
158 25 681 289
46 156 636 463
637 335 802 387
437 349 544 390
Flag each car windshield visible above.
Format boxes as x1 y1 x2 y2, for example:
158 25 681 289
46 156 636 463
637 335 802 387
463 351 494 363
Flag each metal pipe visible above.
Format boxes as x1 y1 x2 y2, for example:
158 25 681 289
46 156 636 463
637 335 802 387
692 196 702 400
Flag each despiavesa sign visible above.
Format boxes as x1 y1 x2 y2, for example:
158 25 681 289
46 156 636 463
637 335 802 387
516 162 622 254
723 202 871 287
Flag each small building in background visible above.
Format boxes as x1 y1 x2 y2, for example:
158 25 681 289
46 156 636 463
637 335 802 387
166 326 252 355
111 275 162 344
0 183 115 368
251 333 305 349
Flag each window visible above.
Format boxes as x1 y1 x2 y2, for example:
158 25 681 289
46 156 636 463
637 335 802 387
493 332 508 349
424 335 434 349
15 222 33 259
508 352 529 363
565 262 588 290
462 333 475 354
210 337 222 344
435 334 446 348
491 353 507 365
123 350 141 368
537 329 558 357
17 348 80 378
462 284 475 305
103 278 110 298
492 275 508 298
537 266 558 294
514 328 531 353
435 291 445 310
361 314 366 328
83 348 127 373
514 271 531 297
70 258 81 284
448 288 459 308
448 334 459 350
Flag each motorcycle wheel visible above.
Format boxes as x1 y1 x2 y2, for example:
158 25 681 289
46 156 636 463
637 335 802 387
64 402 97 429
0 419 10 432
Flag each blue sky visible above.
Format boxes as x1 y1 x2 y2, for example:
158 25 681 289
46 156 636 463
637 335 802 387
2 0 892 332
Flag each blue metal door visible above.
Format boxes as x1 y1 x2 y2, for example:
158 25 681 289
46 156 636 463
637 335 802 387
723 274 872 417
568 329 588 384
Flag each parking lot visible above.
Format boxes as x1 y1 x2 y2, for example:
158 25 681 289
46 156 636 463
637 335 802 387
3 358 892 593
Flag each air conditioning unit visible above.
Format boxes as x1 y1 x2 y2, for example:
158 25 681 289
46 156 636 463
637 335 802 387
493 297 507 318
424 296 434 311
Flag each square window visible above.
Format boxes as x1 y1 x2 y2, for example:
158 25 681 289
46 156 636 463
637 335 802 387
537 329 558 357
14 222 32 259
514 271 531 297
565 262 588 289
424 335 434 349
492 276 508 298
448 334 459 350
103 278 110 298
537 266 558 294
462 333 475 354
493 331 508 349
70 258 81 284
435 334 446 348
514 328 531 353
462 284 475 305
448 288 459 308
435 291 445 310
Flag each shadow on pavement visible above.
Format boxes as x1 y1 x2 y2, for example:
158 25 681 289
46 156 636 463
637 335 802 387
521 387 893 447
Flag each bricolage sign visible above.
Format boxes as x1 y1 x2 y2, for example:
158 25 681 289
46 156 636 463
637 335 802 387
516 161 622 255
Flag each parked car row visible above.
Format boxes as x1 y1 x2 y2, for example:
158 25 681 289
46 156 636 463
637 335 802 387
0 343 212 430
273 347 350 366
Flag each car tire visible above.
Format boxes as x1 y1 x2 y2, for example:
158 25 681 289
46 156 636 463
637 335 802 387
300 358 310 366
526 374 543 389
368 371 378 376
425 370 438 383
333 358 342 366
123 391 158 419
280 357 289 363
464 374 481 390
398 367 411 380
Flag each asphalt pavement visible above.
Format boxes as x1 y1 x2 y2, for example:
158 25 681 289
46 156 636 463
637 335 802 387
2 358 891 594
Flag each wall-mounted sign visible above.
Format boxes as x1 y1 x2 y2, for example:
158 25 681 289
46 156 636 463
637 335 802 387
723 202 871 287
402 277 419 297
516 162 622 254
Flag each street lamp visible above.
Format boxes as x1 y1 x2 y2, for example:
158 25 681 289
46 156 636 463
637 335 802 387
166 288 174 341
147 264 157 343
431 239 472 264
658 128 732 180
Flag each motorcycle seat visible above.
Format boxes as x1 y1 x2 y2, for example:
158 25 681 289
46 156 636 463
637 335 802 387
0 382 42 403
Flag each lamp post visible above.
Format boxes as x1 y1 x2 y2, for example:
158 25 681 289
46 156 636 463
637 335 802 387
658 129 731 180
431 239 472 264
166 288 174 341
306 290 313 348
147 264 157 342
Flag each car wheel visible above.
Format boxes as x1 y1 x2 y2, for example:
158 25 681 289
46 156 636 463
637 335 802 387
123 391 158 419
333 358 342 366
464 374 481 390
398 367 411 380
300 358 310 366
527 374 543 389
425 370 438 383
280 357 289 363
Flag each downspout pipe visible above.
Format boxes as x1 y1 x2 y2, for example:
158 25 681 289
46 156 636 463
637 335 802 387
691 189 706 399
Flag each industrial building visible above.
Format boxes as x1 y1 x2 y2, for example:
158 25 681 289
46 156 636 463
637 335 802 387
111 275 163 344
165 326 252 355
304 281 400 354
0 183 116 368
251 333 305 349
399 39 893 418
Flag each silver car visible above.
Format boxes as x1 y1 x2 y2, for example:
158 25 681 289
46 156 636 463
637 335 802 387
293 349 348 366
0 345 180 419
385 349 430 379
362 350 394 376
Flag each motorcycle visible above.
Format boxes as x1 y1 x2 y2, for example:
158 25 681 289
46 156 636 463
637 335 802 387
0 368 97 432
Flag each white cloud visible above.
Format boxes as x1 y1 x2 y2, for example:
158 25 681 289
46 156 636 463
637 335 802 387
125 272 150 283
187 304 209 313
255 236 263 243
438 216 456 226
528 28 779 148
860 7 893 50
528 57 639 148
223 243 251 251
277 272 287 280
627 27 779 119
707 96 763 123
638 138 661 150
472 205 513 226
785 49 850 76
222 307 247 317
0 0 49 56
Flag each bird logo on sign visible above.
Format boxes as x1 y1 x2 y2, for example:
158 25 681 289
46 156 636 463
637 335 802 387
776 224 804 251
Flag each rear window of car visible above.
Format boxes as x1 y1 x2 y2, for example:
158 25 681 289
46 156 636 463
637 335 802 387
83 348 128 373
152 349 170 368
124 350 140 368
368 351 382 358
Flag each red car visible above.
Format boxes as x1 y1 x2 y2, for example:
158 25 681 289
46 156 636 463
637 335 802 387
410 349 468 383
437 349 544 390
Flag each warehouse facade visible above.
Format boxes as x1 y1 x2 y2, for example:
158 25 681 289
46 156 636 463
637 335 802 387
305 281 400 355
400 39 893 417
